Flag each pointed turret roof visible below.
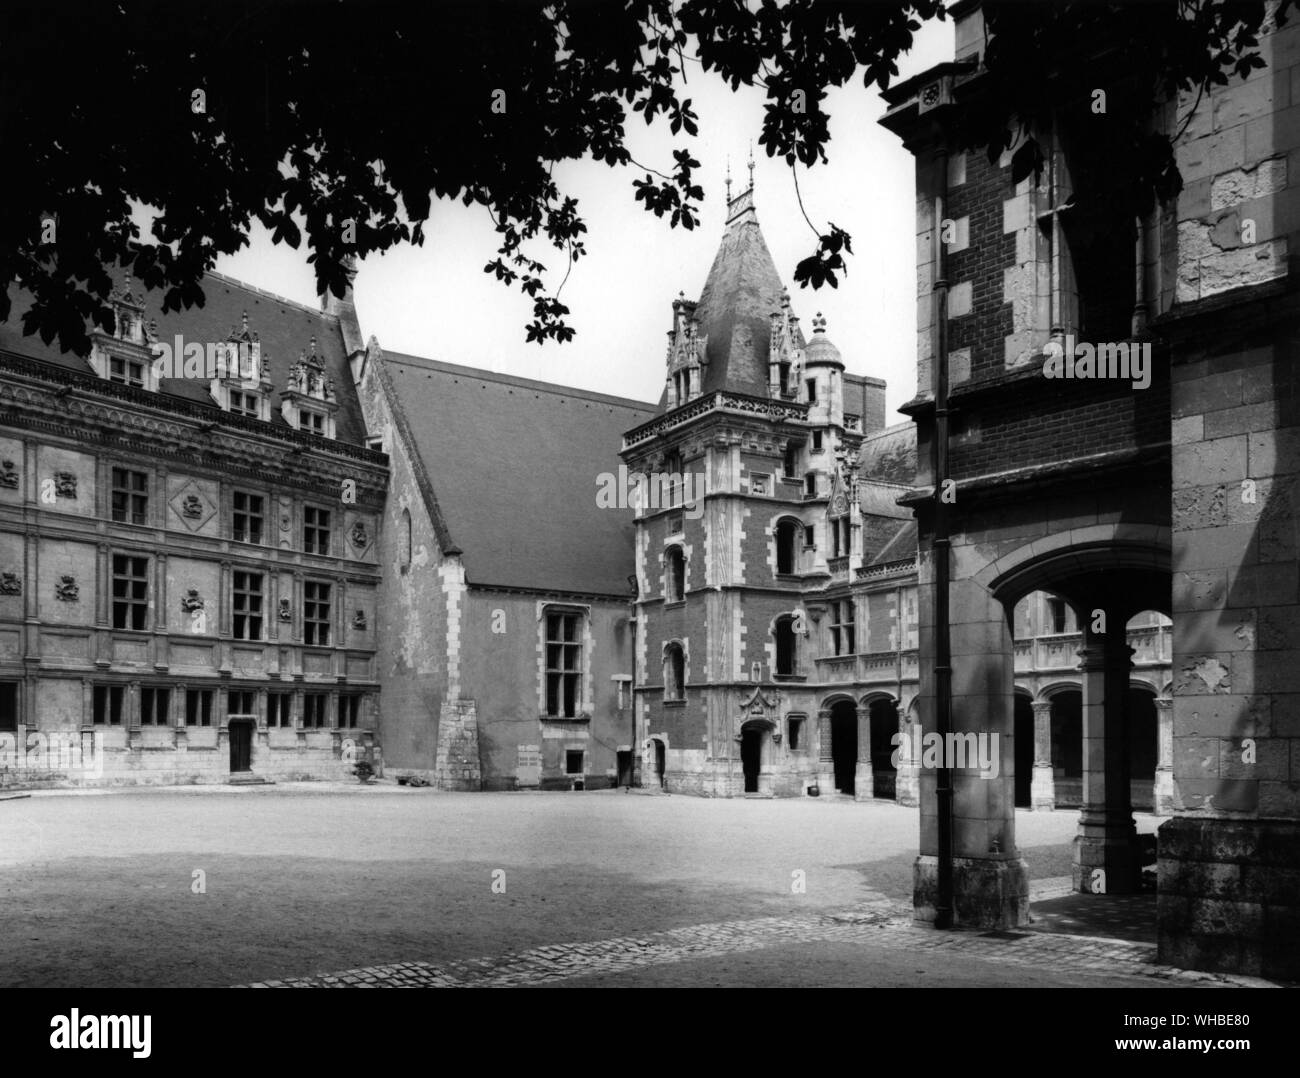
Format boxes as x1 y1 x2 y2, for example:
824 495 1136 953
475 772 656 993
684 184 797 402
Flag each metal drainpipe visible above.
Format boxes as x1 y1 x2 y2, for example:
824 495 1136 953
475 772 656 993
932 145 954 931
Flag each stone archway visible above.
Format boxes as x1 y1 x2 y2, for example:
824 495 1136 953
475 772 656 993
910 522 1171 929
989 538 1171 897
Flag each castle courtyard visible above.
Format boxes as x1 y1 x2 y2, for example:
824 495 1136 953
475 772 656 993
0 784 1249 989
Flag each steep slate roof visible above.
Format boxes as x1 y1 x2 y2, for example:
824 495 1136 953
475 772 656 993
0 272 369 446
871 519 918 565
658 191 798 409
858 420 918 485
381 352 655 596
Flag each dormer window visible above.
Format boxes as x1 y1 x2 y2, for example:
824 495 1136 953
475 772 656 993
89 276 160 392
665 296 704 409
109 356 146 388
210 313 272 421
280 337 339 439
229 391 260 419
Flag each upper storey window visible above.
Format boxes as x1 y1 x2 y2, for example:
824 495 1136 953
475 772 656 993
665 546 686 603
1038 117 1136 344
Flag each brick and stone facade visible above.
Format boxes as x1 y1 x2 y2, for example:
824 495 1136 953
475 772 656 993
881 0 1299 976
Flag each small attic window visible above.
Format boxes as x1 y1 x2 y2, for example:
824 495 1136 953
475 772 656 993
299 409 325 436
229 390 260 419
109 357 146 388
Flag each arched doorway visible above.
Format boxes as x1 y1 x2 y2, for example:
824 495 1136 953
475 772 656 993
740 721 769 794
1127 687 1157 811
993 551 1170 896
867 698 898 800
829 700 857 795
1013 692 1034 808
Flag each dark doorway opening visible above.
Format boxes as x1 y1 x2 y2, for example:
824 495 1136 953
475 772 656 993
617 750 633 787
867 699 898 800
651 738 666 788
1014 693 1035 807
741 726 763 793
1127 689 1157 811
229 720 253 773
830 701 857 795
1051 691 1083 807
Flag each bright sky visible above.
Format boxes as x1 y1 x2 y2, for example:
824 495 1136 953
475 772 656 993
214 18 954 420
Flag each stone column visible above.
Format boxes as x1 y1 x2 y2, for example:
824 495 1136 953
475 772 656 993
817 708 834 793
1073 628 1141 894
1030 700 1055 811
913 569 1028 930
854 704 874 801
1153 697 1175 816
126 681 142 753
895 704 920 807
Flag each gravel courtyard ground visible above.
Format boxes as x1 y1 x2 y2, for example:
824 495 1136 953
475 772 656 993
0 784 1192 988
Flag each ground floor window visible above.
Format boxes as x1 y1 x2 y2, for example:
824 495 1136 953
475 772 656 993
338 695 361 729
787 715 804 751
565 750 584 775
185 689 213 727
0 682 17 733
267 693 293 728
140 687 171 725
92 685 125 725
303 693 328 729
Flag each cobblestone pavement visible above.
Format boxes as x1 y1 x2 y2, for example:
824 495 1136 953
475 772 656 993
5 784 1224 988
239 894 1274 989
